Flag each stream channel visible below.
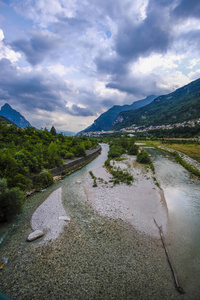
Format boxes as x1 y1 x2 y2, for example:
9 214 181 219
147 147 200 297
0 144 200 299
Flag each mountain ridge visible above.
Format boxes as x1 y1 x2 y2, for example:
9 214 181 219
81 95 157 133
113 78 200 130
0 103 31 128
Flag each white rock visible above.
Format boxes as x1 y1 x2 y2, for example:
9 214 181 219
27 230 44 242
58 215 70 221
75 180 82 184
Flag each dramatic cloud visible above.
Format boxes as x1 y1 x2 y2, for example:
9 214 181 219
173 0 200 19
0 58 70 111
0 0 200 132
11 31 63 65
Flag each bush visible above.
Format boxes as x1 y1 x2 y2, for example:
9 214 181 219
32 169 54 190
128 144 139 155
0 178 24 222
108 145 124 159
136 149 151 164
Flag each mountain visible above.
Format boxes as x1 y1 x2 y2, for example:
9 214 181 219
0 115 16 125
0 103 31 128
113 78 200 130
57 130 75 136
81 95 157 133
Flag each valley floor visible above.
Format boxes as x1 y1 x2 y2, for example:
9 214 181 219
0 151 193 300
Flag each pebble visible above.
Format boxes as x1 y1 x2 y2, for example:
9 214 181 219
27 230 44 242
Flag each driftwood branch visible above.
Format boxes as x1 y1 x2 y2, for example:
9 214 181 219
153 218 185 294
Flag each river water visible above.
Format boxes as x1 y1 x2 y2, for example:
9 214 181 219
147 148 200 297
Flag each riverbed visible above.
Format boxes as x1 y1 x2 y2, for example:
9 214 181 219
0 144 199 299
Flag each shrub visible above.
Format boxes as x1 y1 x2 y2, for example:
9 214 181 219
136 149 151 164
108 145 124 159
128 144 139 155
0 178 24 222
32 169 54 190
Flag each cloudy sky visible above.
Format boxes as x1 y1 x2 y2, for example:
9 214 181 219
0 0 200 132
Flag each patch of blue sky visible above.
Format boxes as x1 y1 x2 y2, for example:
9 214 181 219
106 30 112 38
0 2 33 41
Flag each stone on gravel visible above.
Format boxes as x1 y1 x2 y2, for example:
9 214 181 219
58 215 70 221
27 230 44 242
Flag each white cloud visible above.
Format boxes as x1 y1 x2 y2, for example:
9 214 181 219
157 71 190 93
0 29 21 62
47 63 77 76
12 0 77 28
131 53 185 74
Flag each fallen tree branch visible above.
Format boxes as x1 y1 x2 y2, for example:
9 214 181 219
154 218 185 294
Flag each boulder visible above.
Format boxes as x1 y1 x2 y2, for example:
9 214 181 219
27 229 44 242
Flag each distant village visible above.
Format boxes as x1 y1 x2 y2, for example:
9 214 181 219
81 118 200 137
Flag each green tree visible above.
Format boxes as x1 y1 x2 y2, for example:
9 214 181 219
32 169 53 190
0 178 24 222
50 126 57 136
136 149 151 164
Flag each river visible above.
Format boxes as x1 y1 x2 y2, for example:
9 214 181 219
0 144 200 299
147 147 200 298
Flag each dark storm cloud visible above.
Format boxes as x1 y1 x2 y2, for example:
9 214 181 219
11 32 62 66
95 0 174 97
0 58 105 117
116 0 172 60
0 58 69 111
65 104 94 117
95 55 127 75
116 18 171 60
173 0 200 19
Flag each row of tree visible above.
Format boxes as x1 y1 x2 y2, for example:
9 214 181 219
0 122 97 222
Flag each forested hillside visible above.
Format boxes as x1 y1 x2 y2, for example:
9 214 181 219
113 78 200 129
82 95 156 133
0 122 97 222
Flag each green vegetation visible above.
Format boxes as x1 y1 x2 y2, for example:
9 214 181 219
172 152 200 178
135 125 200 139
136 149 151 164
102 135 137 185
89 171 98 187
0 178 24 222
136 149 155 173
104 159 133 185
0 122 97 222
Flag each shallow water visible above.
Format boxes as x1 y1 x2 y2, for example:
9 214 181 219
147 148 200 297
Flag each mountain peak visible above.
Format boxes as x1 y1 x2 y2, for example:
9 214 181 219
1 103 12 110
0 103 31 128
